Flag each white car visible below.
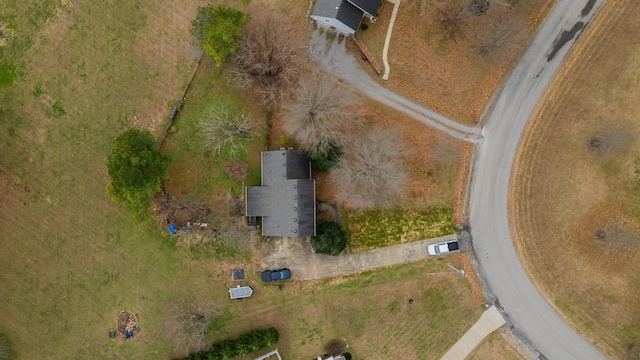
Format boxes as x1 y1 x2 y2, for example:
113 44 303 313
428 240 459 256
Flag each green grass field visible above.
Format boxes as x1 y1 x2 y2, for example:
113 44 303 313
344 207 457 252
0 0 220 357
0 0 485 359
163 62 264 201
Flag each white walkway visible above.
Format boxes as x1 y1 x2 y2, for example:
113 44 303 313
382 0 400 80
440 306 506 360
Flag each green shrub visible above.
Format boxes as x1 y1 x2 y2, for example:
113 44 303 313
313 222 347 255
106 128 167 214
177 327 279 360
191 6 248 67
279 135 292 148
309 138 342 172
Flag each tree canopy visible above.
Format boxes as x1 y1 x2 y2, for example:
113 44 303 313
330 128 408 209
107 129 167 213
313 222 347 255
191 6 248 67
309 137 342 172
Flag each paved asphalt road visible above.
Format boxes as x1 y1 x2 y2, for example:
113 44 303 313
469 0 608 359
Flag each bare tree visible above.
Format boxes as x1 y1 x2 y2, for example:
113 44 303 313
284 72 362 151
477 17 523 57
468 0 489 16
588 126 633 157
199 103 257 158
165 298 223 356
0 336 10 360
434 0 469 41
227 10 303 110
325 339 347 357
330 128 409 209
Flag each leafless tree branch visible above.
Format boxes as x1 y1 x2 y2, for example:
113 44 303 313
284 72 362 150
228 10 304 110
0 336 10 360
434 0 469 42
330 128 409 209
199 103 257 158
165 298 222 356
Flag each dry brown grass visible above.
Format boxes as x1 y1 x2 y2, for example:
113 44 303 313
512 0 640 358
282 95 474 215
467 331 524 360
358 0 554 124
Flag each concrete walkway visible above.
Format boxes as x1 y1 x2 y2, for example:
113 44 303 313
261 233 457 280
382 0 400 80
440 306 506 360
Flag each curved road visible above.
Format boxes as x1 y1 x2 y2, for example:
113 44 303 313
310 1 609 357
470 0 608 359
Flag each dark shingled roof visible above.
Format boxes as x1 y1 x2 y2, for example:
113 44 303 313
346 0 381 17
336 1 364 33
246 150 316 237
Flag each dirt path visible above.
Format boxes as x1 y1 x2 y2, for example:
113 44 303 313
309 30 483 143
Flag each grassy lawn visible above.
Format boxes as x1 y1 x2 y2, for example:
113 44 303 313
0 0 496 358
467 331 524 360
311 98 473 240
163 59 265 201
513 0 640 358
344 207 457 252
0 0 254 358
215 259 484 359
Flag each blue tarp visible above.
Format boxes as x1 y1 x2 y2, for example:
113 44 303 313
168 224 176 234
125 331 134 339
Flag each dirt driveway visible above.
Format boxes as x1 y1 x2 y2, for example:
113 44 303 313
260 233 458 280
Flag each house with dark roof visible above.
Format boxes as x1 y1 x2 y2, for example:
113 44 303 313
245 150 316 238
311 0 382 35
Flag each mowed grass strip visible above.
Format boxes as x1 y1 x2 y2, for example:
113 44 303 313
344 207 457 252
513 0 640 357
217 259 482 360
0 0 237 358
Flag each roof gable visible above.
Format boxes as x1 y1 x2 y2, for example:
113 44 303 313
336 1 364 32
346 0 381 17
312 0 366 33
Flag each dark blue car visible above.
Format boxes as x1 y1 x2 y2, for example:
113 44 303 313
261 268 291 282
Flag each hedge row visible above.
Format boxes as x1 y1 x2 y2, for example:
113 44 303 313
177 327 279 360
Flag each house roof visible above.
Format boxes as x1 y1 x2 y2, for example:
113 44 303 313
336 1 364 32
312 0 364 33
246 150 316 237
346 0 381 17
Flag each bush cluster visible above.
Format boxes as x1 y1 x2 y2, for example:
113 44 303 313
176 327 279 360
309 138 343 172
313 222 347 255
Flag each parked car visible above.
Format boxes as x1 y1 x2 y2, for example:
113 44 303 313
427 241 459 256
261 268 291 282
